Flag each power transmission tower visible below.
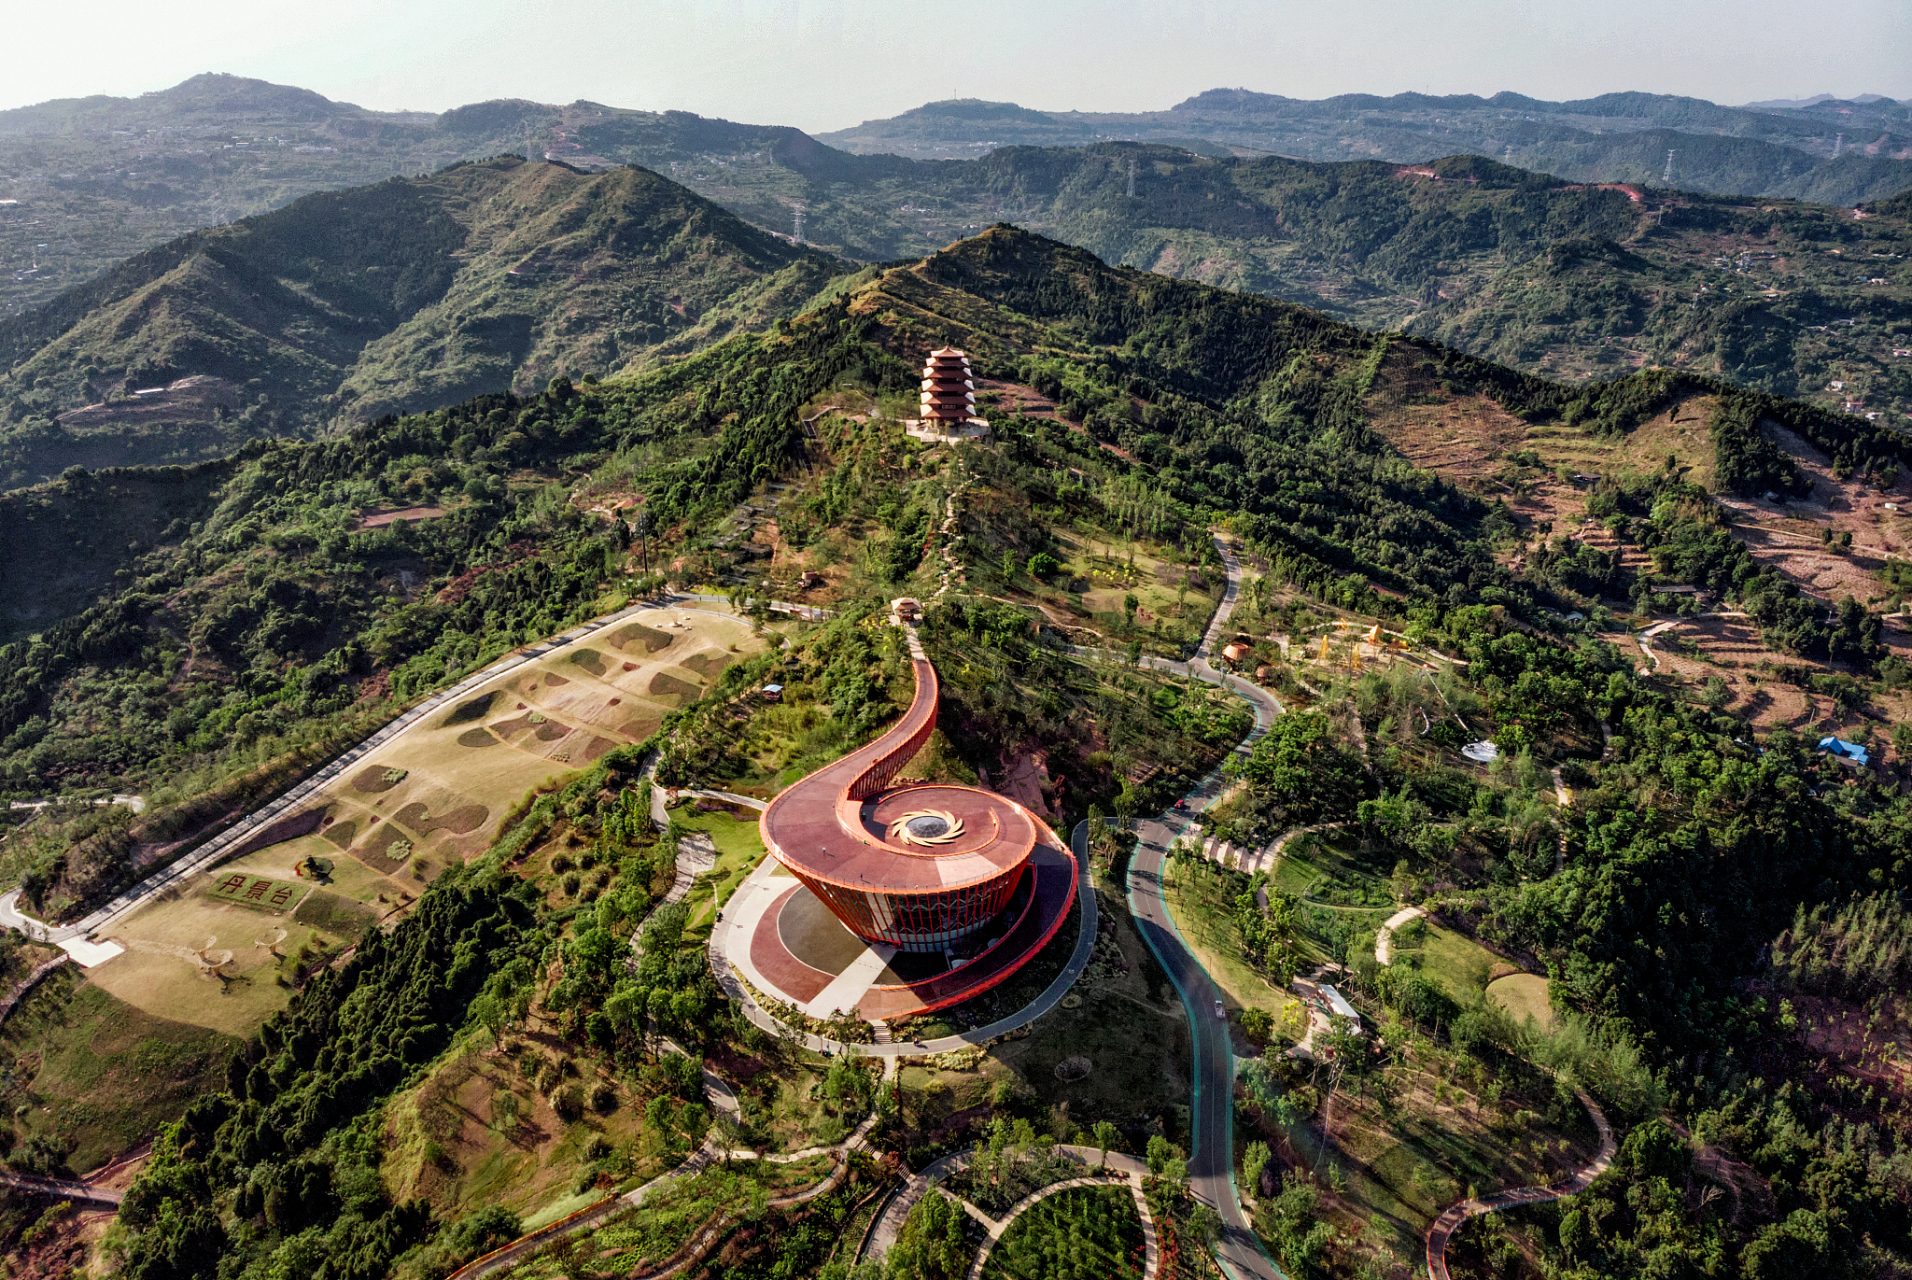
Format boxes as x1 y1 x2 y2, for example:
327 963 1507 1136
1833 132 1844 159
793 204 804 244
1662 149 1676 186
1127 156 1136 198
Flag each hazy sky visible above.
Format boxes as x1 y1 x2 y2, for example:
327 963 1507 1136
6 0 1908 128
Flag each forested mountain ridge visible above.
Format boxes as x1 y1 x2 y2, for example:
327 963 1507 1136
7 138 1905 499
412 132 1911 431
699 146 1910 432
1 226 1911 1279
819 87 1912 205
6 76 1908 454
0 156 843 486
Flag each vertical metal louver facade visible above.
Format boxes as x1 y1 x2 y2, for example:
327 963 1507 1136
793 866 1026 953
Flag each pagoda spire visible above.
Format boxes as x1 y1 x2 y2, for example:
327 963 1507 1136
911 346 990 442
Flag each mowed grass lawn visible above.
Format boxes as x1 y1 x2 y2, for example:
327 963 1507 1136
1397 920 1501 1007
671 806 767 933
1487 973 1555 1031
1161 863 1303 1022
2 973 237 1171
1278 832 1396 909
994 992 1192 1126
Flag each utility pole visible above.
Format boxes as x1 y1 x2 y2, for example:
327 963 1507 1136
1662 149 1676 186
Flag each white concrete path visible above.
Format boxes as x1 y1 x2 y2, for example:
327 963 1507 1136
1373 906 1426 966
803 942 898 1021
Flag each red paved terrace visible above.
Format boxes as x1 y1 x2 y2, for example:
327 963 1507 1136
759 621 1073 956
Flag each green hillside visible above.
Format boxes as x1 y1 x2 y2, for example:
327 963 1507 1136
0 156 843 485
2 227 1910 1280
0 460 232 645
563 140 1912 431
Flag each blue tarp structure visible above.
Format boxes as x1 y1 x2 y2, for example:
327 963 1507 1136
1818 736 1870 766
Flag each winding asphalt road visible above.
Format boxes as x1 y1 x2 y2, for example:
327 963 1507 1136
1119 536 1289 1280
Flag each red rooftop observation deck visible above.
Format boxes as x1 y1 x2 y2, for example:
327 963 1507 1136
759 629 1062 953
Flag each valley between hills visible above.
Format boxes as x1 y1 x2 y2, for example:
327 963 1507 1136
0 126 1908 1280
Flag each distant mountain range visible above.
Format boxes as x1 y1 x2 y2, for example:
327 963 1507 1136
1740 94 1895 111
818 89 1912 207
3 75 1908 317
0 76 1906 488
0 156 838 483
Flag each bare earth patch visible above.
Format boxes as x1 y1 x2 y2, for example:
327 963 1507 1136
358 506 447 530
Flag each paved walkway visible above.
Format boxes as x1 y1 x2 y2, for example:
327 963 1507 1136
865 1143 1158 1275
7 794 144 815
1425 1087 1615 1280
1244 820 1344 886
1636 619 1677 671
674 788 767 812
1373 906 1426 966
928 464 972 603
0 1169 125 1208
865 1147 976 1261
640 770 760 912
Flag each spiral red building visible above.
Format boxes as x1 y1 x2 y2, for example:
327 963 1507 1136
759 621 1063 954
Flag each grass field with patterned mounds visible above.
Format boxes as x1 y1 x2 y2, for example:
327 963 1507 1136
205 872 309 913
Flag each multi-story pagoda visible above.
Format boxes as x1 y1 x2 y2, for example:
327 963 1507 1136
909 346 991 442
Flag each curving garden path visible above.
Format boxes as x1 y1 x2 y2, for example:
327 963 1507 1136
863 1143 1159 1278
1373 906 1426 966
1424 1086 1615 1280
965 1166 1158 1280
